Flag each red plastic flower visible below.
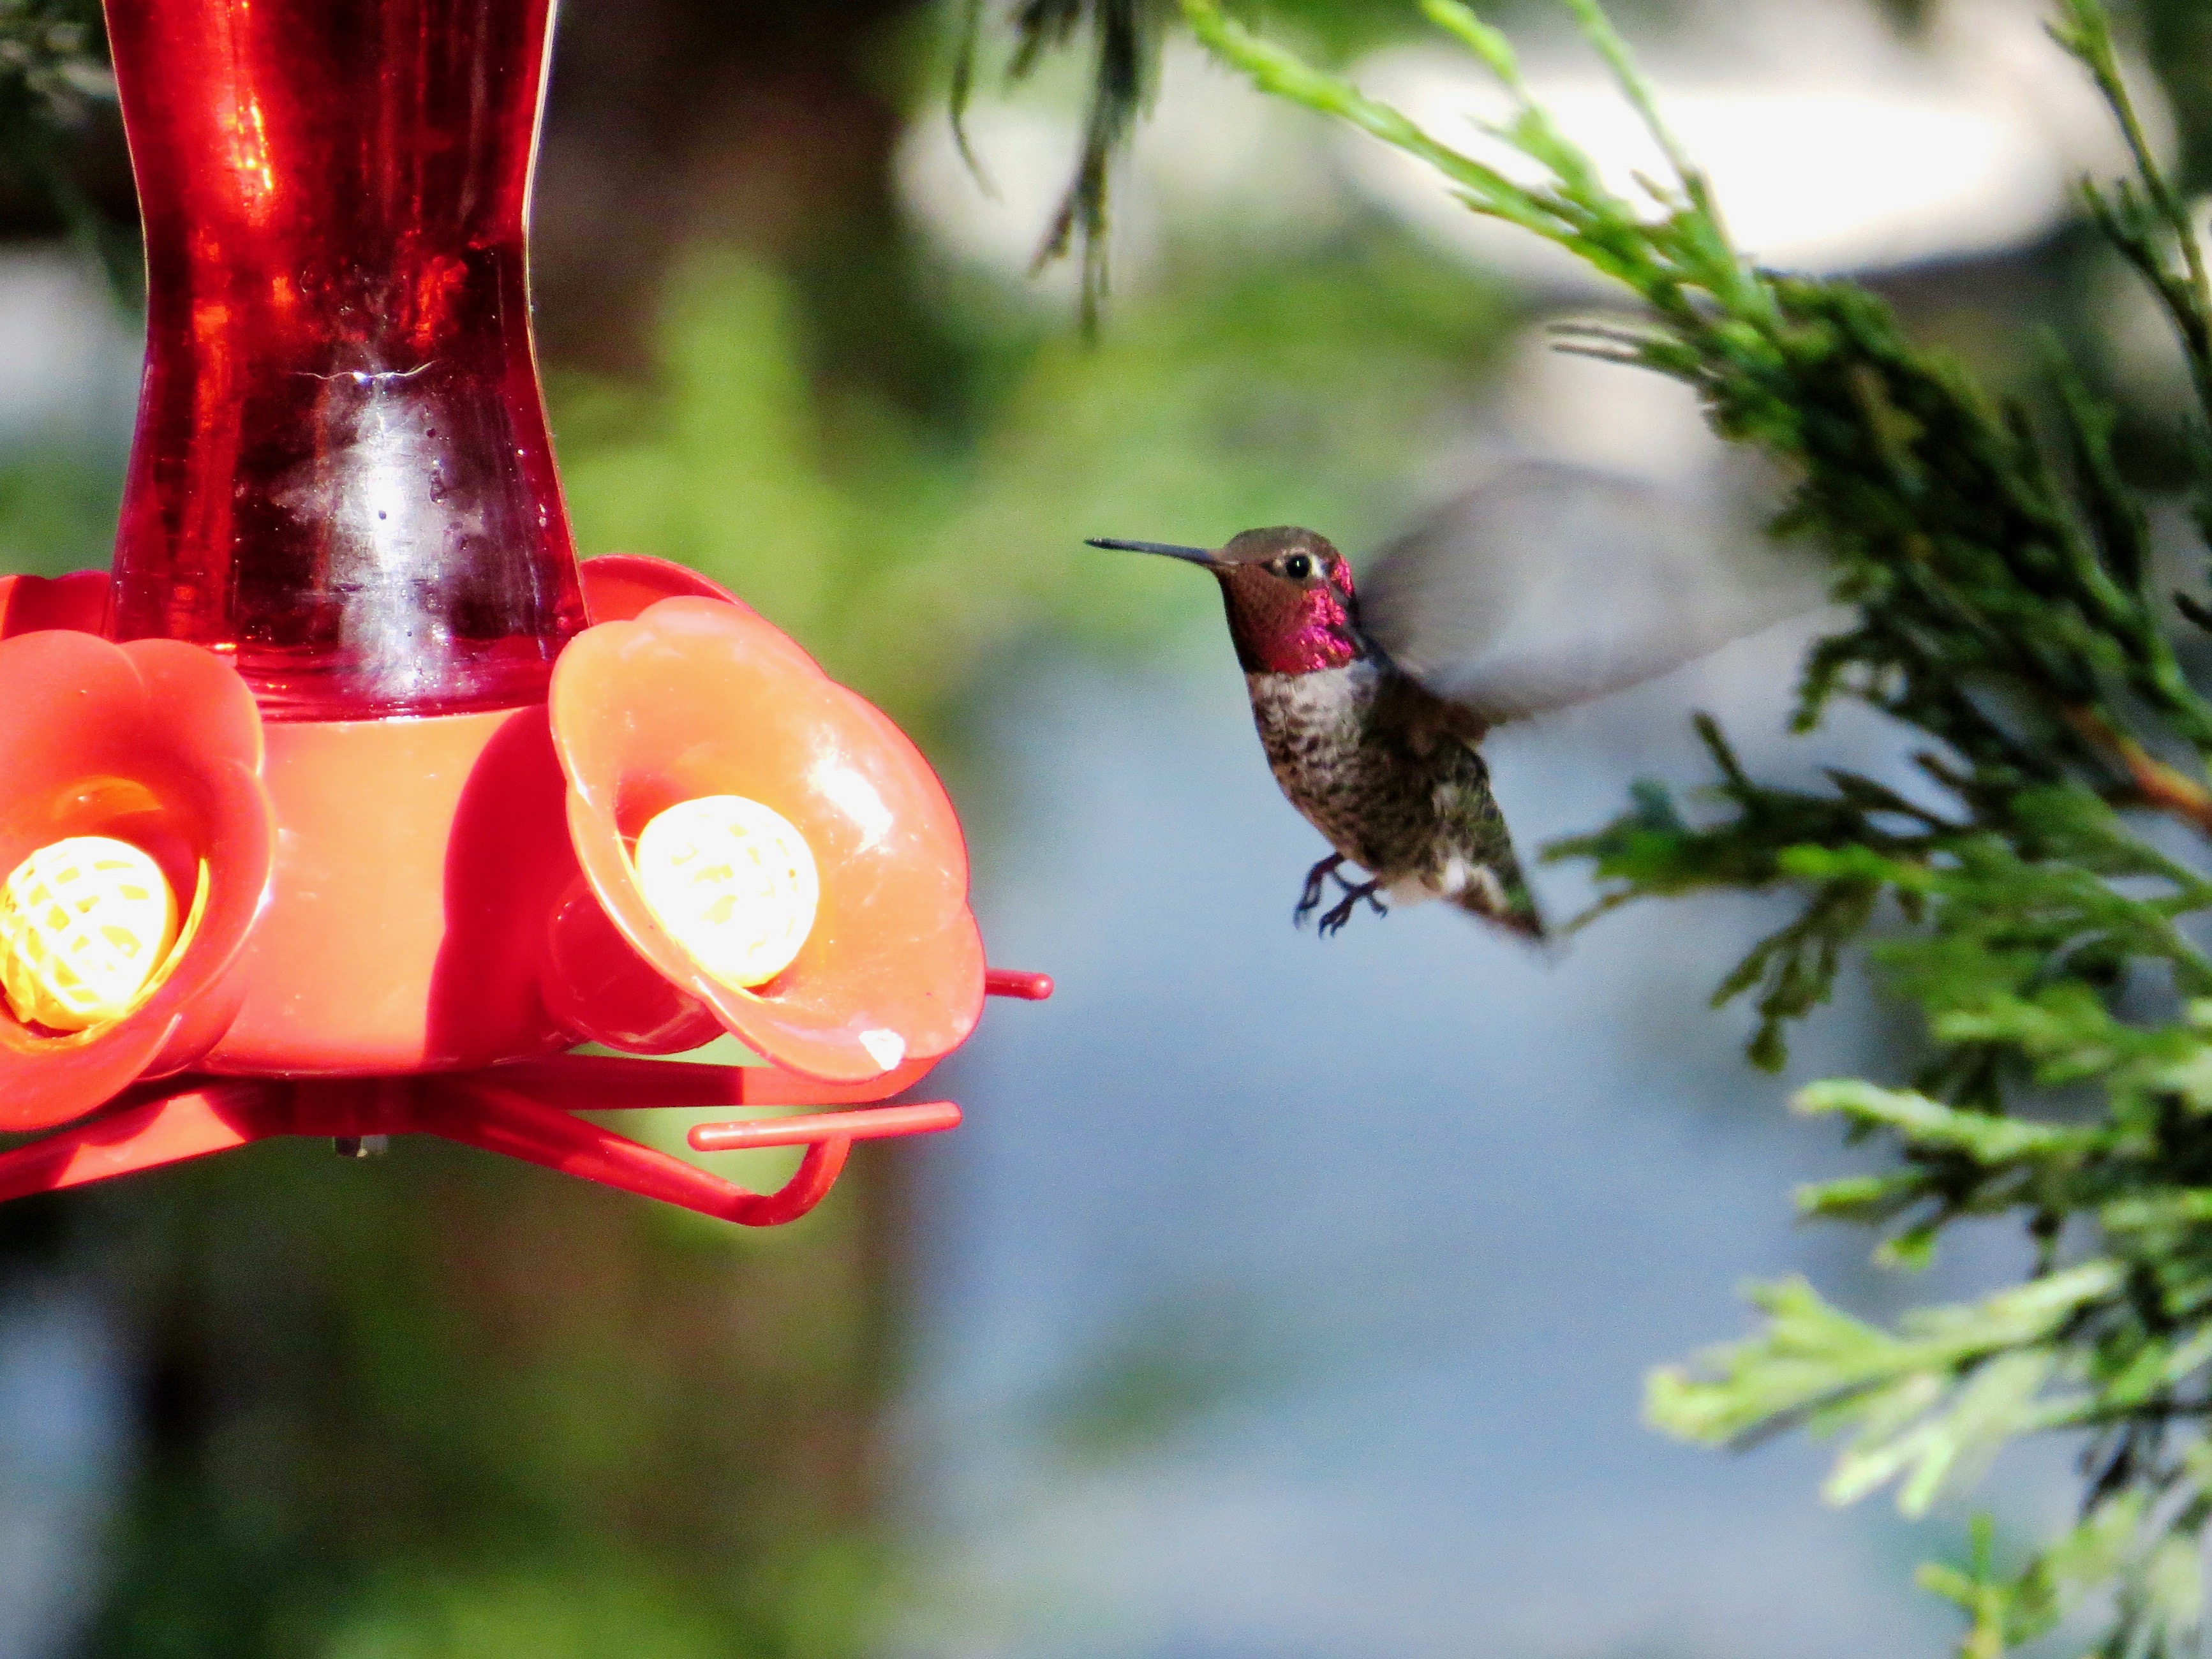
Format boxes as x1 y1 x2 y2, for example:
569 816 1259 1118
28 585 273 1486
550 586 984 1082
0 629 276 1129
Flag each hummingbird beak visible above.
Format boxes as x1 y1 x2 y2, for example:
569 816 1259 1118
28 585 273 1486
1086 537 1222 569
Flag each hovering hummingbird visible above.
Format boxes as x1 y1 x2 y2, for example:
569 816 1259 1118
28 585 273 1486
1091 459 1823 941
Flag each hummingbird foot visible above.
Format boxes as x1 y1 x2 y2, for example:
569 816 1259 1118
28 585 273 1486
1294 854 1348 926
1316 878 1387 939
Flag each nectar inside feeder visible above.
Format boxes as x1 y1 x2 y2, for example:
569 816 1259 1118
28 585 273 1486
0 837 182 1030
631 796 820 992
0 0 1050 1228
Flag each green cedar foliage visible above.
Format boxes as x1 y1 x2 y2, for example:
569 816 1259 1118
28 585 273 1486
0 0 126 276
951 0 1164 325
1171 0 2212 1651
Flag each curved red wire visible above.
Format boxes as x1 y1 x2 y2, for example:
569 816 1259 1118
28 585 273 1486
0 1057 960 1227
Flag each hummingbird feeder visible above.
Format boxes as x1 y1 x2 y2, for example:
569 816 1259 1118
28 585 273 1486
0 0 1048 1226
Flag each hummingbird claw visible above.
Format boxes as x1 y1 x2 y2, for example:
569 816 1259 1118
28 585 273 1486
1316 878 1388 939
1294 853 1347 926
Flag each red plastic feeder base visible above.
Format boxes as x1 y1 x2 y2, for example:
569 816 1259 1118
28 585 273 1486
0 0 1066 1230
0 1053 963 1227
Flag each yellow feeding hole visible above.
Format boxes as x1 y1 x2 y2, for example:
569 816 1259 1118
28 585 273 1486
632 796 819 991
0 836 179 1032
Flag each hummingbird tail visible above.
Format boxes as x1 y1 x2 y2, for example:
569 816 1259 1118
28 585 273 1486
1448 859 1547 942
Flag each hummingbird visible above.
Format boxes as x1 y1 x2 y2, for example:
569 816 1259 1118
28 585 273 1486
1091 459 1825 941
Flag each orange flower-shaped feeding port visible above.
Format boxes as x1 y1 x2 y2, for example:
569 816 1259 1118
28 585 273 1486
0 629 276 1129
550 593 984 1083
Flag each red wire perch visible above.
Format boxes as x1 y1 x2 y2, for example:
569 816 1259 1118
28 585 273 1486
0 967 1043 1226
688 1102 959 1152
0 1064 952 1227
986 967 1054 1001
671 965 1046 1162
433 1075 958 1227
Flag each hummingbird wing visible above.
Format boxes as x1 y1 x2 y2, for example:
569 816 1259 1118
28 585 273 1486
1356 458 1827 725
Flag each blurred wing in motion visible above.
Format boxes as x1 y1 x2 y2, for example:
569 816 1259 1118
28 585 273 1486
1357 459 1828 725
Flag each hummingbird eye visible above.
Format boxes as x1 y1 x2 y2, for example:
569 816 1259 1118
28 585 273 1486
1281 553 1314 581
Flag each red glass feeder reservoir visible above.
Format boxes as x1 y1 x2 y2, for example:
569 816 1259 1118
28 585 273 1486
0 0 1048 1226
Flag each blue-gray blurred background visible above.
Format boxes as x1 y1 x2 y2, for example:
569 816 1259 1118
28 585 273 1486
0 0 2205 1652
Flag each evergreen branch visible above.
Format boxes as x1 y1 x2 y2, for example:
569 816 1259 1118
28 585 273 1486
1793 1080 2102 1163
2068 706 2212 835
2052 0 2212 426
952 0 1167 326
0 0 123 292
1645 1267 2118 1472
1174 1 2212 1649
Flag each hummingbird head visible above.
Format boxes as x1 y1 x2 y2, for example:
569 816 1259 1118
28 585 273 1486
1087 526 1366 675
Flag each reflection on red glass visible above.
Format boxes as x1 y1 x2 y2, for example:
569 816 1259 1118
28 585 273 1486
105 0 585 719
